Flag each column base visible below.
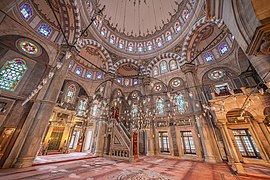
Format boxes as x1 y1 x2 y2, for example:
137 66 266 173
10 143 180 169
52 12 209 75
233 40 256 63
204 155 218 163
234 162 246 175
13 157 35 168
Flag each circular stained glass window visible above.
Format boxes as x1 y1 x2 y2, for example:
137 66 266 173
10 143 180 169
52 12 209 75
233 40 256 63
209 70 224 80
171 79 181 88
154 84 163 92
20 41 38 55
132 92 138 98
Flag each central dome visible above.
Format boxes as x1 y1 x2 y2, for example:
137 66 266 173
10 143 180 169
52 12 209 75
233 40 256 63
99 0 179 37
82 0 197 58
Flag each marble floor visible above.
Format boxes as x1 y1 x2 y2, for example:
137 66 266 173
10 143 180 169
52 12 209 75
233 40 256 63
0 156 270 180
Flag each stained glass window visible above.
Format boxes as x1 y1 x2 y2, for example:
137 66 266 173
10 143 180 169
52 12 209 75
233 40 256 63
119 40 124 49
209 70 224 80
128 43 133 52
137 43 143 52
183 9 189 19
133 79 138 85
77 99 88 116
169 60 177 71
117 90 121 96
218 42 229 55
96 72 103 80
160 61 168 73
64 84 76 103
147 41 153 51
75 66 82 76
68 61 74 69
101 27 107 36
203 52 214 62
154 83 163 92
156 97 165 115
174 93 187 113
38 24 52 38
156 38 162 47
174 22 181 32
0 59 27 91
85 70 92 79
166 31 172 41
153 66 159 76
20 41 38 55
132 91 138 98
110 35 115 44
116 77 121 84
132 104 138 117
171 79 181 88
19 3 32 21
124 79 130 86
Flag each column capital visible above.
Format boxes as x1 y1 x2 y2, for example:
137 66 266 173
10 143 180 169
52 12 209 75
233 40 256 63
104 74 114 81
180 63 196 74
142 77 151 86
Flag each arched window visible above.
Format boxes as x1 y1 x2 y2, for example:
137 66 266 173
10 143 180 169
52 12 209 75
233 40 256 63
133 79 138 85
85 70 92 79
101 27 107 36
124 78 130 86
96 72 103 80
132 104 138 117
75 66 82 76
183 9 189 19
174 93 187 113
174 22 181 32
166 31 172 41
64 84 76 103
109 35 116 44
38 24 52 38
19 3 32 21
153 66 159 76
147 41 153 51
116 77 121 84
218 42 229 55
118 39 124 49
76 99 88 116
0 59 27 91
169 60 177 71
203 52 214 62
160 61 168 74
128 42 133 52
156 97 165 115
137 43 143 52
156 38 162 47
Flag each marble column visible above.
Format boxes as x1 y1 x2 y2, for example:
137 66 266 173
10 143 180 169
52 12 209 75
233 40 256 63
11 52 70 168
94 76 113 156
181 63 221 163
142 78 155 156
217 122 245 174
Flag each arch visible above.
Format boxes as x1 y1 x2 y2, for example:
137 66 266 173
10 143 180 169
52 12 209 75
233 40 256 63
75 39 114 72
112 59 147 76
147 52 181 75
181 17 224 63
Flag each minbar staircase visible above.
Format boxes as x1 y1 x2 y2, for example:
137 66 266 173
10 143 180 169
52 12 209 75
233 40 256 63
109 122 131 160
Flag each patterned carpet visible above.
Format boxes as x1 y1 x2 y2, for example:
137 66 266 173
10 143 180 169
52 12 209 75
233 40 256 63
0 157 269 180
